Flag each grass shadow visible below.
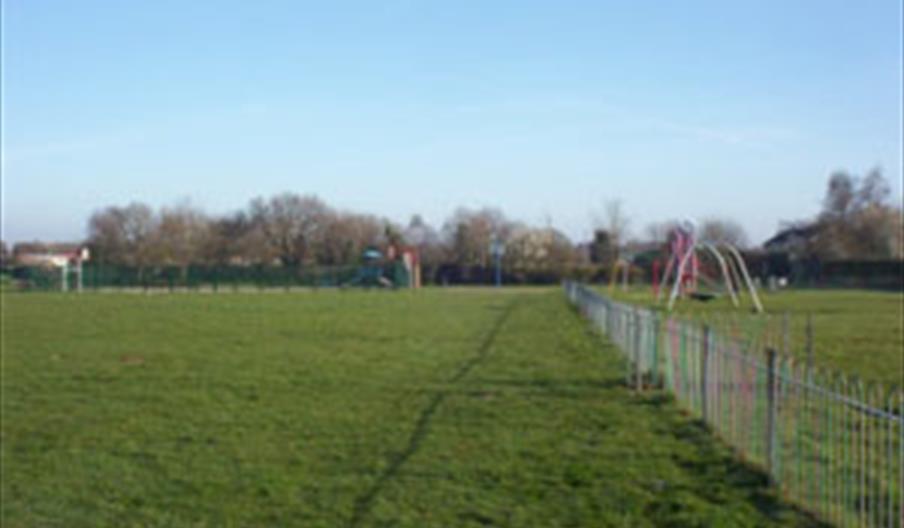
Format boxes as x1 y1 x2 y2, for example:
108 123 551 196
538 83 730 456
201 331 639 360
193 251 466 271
642 398 829 527
346 301 517 527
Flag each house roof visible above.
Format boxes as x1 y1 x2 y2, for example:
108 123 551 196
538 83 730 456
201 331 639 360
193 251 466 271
763 224 820 249
13 242 83 256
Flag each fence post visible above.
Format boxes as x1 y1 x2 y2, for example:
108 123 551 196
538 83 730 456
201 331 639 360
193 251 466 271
766 347 778 480
701 324 711 422
782 313 790 356
634 308 642 391
651 315 660 388
805 313 814 369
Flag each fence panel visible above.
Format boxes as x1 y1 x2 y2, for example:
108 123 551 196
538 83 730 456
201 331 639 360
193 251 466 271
5 263 414 292
564 281 903 527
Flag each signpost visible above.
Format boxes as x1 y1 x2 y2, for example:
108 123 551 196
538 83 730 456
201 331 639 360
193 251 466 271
490 238 505 288
78 247 90 293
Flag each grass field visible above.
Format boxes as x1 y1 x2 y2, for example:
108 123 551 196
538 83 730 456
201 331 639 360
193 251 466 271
601 287 903 387
2 289 822 527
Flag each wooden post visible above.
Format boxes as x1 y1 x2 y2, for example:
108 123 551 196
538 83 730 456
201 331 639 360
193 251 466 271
765 347 778 480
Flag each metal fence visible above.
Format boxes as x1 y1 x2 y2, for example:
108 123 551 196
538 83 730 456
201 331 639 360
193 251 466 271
3 263 411 292
564 281 903 528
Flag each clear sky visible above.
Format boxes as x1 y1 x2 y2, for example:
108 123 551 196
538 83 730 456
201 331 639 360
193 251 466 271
2 0 901 245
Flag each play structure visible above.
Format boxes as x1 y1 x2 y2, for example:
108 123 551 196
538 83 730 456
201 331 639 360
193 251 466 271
655 222 763 313
343 245 421 289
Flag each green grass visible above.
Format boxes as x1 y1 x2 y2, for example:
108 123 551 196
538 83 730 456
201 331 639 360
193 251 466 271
1 289 819 527
601 287 903 387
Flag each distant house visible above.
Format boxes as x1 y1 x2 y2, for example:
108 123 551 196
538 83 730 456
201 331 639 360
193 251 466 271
13 242 89 268
762 224 821 260
760 225 824 280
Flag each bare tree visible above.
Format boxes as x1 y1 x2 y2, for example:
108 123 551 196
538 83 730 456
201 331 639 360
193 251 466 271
200 212 250 265
587 229 616 265
319 212 383 265
154 202 210 275
699 217 749 248
591 199 631 248
237 221 278 265
815 168 900 258
505 226 576 270
856 168 891 209
87 202 158 268
644 220 681 244
404 215 443 267
605 199 630 246
822 171 857 222
442 207 514 266
249 193 332 266
588 199 631 265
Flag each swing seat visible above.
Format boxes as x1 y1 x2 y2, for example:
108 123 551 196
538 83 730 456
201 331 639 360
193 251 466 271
689 291 718 302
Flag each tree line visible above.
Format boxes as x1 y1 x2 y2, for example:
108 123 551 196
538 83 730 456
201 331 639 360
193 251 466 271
790 168 902 259
81 193 582 275
79 194 794 276
2 169 900 282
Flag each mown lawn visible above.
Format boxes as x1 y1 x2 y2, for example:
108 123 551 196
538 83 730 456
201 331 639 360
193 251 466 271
602 287 903 386
1 289 818 527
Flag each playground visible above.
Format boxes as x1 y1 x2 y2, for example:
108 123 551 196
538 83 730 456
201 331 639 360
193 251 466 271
601 287 902 387
4 1 900 525
601 222 903 386
2 289 823 527
2 227 901 527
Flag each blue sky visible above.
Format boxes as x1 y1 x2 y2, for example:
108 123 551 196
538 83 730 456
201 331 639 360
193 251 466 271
2 0 901 245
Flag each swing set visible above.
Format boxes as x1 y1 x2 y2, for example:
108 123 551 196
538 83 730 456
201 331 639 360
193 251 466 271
654 222 764 313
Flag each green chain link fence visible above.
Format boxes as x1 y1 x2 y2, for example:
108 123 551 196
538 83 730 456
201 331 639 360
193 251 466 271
6 263 412 292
